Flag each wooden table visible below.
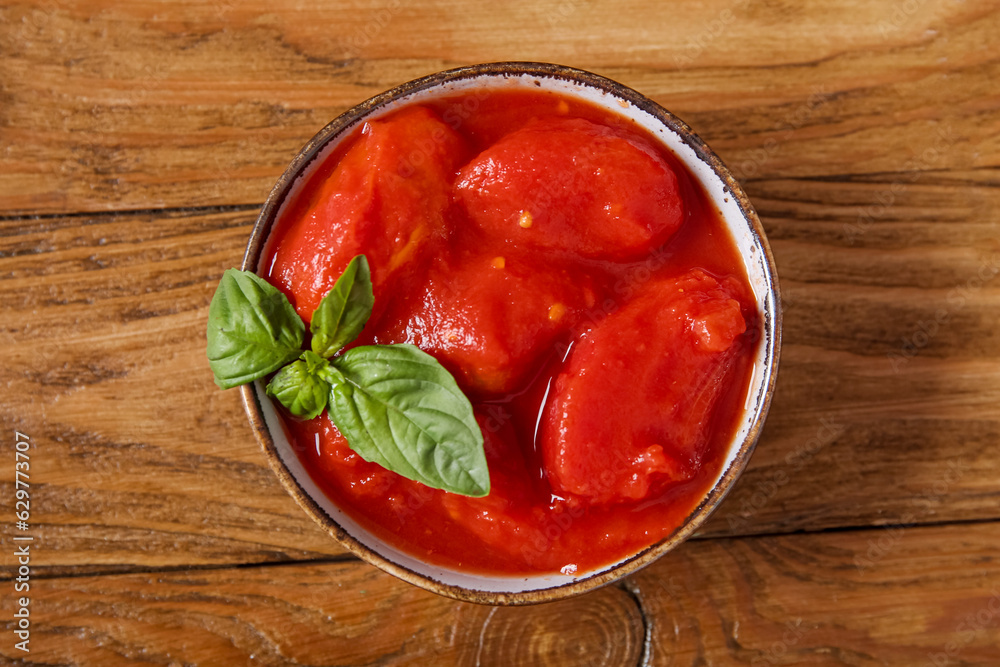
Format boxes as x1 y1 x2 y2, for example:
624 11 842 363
2 1 999 664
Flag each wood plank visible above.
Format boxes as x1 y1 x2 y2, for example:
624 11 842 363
631 521 1000 665
1 171 999 570
0 559 645 665
701 169 1000 536
0 208 349 573
1 1 997 214
2 521 997 665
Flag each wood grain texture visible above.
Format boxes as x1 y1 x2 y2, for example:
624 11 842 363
1 1 997 214
2 522 997 665
2 0 1000 662
0 208 349 573
631 521 1000 665
1 184 997 571
701 168 1000 538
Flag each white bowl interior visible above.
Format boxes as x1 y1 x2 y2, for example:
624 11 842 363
252 68 779 597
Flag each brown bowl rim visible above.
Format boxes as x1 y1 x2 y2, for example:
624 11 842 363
239 61 782 605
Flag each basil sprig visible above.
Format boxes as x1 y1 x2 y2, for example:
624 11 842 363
206 255 489 497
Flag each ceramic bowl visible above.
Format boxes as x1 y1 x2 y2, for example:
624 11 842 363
240 62 781 605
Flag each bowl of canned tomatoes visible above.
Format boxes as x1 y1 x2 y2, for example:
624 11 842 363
206 62 781 604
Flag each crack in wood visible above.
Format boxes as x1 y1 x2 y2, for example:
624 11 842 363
618 579 653 667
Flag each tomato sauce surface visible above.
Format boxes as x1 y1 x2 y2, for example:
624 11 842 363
264 88 758 575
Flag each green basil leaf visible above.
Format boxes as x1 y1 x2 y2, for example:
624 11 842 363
311 255 374 358
266 351 331 420
206 269 305 389
326 344 489 497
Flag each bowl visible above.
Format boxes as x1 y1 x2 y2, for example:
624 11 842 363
239 62 781 604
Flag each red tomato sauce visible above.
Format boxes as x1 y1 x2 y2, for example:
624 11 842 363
263 89 758 575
